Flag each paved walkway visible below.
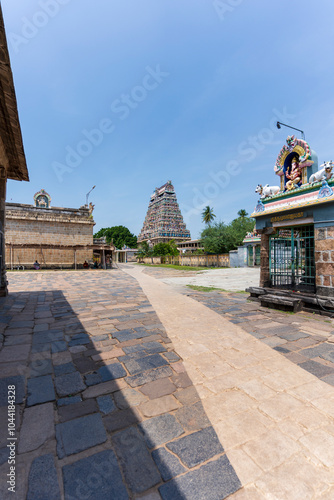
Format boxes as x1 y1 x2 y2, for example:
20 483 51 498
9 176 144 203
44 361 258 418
0 268 334 499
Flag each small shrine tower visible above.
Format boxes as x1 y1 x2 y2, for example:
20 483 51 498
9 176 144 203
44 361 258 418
138 181 191 246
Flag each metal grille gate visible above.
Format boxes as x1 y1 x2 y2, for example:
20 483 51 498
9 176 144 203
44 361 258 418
269 225 315 292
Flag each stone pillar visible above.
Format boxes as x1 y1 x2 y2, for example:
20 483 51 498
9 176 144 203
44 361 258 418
315 226 334 297
259 232 270 287
0 176 7 296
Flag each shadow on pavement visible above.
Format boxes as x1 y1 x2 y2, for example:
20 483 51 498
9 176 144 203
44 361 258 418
0 271 241 499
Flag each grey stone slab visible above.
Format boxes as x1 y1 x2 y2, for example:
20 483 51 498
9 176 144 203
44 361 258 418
98 363 127 382
68 334 91 347
167 427 223 468
112 427 160 494
152 447 186 481
57 396 82 407
33 331 63 344
114 329 153 342
126 366 173 387
56 413 107 457
0 375 25 406
97 395 117 414
74 357 97 374
11 320 34 328
113 388 146 409
19 403 54 453
51 340 67 353
139 414 184 448
277 331 310 341
123 353 169 376
30 358 53 377
84 372 103 386
55 371 86 397
322 373 334 386
54 362 76 376
58 398 97 422
27 375 56 406
299 360 334 378
4 334 31 346
27 454 61 500
0 344 30 362
63 450 128 500
299 345 333 359
159 455 241 500
31 343 50 353
103 408 142 432
123 342 166 355
163 351 180 362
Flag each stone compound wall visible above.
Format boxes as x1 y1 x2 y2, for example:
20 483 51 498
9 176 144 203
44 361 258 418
5 203 95 268
315 226 334 296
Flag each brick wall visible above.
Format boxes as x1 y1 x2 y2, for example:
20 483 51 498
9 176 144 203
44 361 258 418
315 226 334 296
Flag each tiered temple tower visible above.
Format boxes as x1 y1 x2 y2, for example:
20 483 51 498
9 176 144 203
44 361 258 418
138 181 191 245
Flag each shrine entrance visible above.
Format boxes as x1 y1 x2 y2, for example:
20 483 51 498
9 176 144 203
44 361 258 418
269 225 315 292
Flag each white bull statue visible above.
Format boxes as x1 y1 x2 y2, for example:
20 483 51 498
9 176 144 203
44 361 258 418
309 161 333 185
255 184 280 199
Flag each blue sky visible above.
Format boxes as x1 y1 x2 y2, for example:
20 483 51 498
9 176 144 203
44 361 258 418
3 0 334 239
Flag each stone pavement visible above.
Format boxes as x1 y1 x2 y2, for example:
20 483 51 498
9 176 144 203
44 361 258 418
0 270 241 500
1 268 334 499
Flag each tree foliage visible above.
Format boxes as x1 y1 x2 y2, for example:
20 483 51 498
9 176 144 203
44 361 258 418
200 210 255 253
202 206 216 226
94 226 137 249
152 240 179 256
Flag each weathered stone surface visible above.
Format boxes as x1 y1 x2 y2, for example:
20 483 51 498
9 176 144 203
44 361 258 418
112 427 161 494
18 403 54 453
84 372 103 386
114 388 147 409
122 353 169 376
0 344 30 362
54 371 86 397
159 456 241 500
54 362 76 376
152 447 186 481
167 427 223 468
27 454 61 500
163 351 180 362
139 414 184 448
123 341 166 355
174 386 200 405
97 395 117 414
171 372 192 388
140 395 180 417
139 377 176 400
58 398 98 422
0 375 25 406
63 450 128 500
103 407 142 432
82 379 127 399
98 362 127 381
29 358 53 377
299 360 334 378
175 401 211 431
27 375 56 406
57 396 82 407
56 413 107 457
51 340 67 353
126 366 173 387
73 357 97 373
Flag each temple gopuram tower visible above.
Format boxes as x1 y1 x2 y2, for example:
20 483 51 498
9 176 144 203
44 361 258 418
138 181 191 245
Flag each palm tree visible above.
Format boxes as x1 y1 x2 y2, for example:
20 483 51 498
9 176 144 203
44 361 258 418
237 209 248 218
202 206 216 226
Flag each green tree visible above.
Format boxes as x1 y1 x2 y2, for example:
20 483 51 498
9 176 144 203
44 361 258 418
152 241 179 257
200 210 255 253
94 226 137 249
202 206 216 226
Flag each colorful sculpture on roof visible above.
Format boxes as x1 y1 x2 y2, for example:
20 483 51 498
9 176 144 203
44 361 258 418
34 189 51 208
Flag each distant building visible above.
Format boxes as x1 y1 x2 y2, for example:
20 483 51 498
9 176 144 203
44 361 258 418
0 6 29 294
178 239 203 254
6 190 114 269
138 181 191 246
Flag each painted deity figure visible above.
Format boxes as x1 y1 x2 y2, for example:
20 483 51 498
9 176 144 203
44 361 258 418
285 157 302 191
